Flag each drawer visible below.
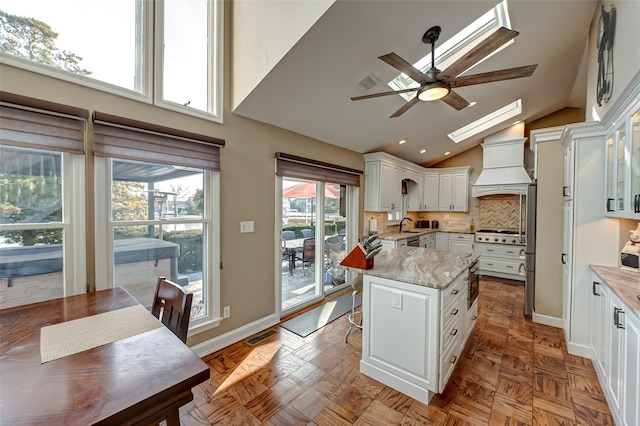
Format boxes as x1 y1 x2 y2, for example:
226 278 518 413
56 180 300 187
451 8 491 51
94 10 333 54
479 258 525 276
419 234 435 243
476 243 525 259
439 339 460 391
441 295 463 331
441 275 466 316
448 233 474 242
440 309 463 352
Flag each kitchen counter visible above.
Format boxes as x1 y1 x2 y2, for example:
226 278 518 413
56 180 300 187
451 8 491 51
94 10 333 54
591 265 640 320
364 246 477 289
378 229 473 241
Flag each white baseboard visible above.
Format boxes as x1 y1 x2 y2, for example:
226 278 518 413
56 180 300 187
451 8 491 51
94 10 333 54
532 312 563 328
565 341 593 359
190 314 280 358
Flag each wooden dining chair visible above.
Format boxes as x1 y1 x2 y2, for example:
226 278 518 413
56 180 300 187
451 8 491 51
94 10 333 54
151 277 193 343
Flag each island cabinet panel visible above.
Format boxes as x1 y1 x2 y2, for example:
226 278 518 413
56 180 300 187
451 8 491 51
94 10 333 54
361 276 439 401
361 270 471 403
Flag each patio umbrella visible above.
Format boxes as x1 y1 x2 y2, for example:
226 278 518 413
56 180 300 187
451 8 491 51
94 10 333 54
282 182 340 199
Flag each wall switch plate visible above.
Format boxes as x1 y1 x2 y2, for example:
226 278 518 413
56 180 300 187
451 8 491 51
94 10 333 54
223 306 230 318
240 221 254 233
392 292 403 309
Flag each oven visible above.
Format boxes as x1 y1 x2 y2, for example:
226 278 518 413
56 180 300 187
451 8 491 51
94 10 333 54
467 259 479 309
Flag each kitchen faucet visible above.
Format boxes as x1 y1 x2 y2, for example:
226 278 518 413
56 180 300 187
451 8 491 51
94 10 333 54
399 217 413 232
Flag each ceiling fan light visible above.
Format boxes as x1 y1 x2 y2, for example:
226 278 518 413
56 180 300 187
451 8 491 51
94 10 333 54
417 81 450 101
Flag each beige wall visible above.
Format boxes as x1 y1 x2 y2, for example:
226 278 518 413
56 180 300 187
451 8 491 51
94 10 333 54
586 0 640 121
0 5 363 347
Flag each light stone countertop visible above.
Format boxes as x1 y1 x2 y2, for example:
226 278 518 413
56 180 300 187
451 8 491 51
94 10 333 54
591 265 640 321
379 229 474 241
360 246 478 289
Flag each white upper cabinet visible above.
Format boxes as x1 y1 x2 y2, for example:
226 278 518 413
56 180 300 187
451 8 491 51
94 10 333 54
364 152 470 212
605 98 640 219
423 173 439 211
438 168 470 212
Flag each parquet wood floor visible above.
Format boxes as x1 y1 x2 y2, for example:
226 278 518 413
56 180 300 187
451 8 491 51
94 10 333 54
181 280 614 425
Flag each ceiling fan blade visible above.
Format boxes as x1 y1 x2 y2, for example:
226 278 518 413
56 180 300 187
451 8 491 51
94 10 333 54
438 27 519 81
441 90 470 111
351 87 419 101
379 53 432 84
451 65 538 88
390 97 419 118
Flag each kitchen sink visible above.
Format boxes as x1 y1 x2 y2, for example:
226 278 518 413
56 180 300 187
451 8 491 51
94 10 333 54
403 230 421 233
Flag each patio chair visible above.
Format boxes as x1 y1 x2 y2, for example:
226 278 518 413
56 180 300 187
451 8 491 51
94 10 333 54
151 277 193 343
297 237 315 275
301 229 314 239
282 231 297 274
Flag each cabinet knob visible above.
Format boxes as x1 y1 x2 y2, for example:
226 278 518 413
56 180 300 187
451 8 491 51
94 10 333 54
449 355 457 364
450 329 458 336
451 308 458 316
451 289 459 295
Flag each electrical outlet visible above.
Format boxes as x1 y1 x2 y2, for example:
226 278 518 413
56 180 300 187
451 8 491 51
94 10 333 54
223 306 230 318
392 292 403 309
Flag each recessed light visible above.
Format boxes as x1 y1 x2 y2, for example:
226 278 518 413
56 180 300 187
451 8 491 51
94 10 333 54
420 149 426 154
444 151 451 155
513 120 521 125
398 140 406 144
468 101 477 107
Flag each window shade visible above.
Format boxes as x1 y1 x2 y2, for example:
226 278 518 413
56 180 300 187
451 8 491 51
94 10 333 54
275 153 362 187
0 102 87 154
93 112 225 171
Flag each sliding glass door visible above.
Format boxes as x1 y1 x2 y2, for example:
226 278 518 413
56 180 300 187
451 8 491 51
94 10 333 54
280 178 353 314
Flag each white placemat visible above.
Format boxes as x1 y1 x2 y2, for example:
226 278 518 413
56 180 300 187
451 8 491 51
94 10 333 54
40 304 162 363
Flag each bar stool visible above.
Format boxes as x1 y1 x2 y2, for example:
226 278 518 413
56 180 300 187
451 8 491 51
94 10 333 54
345 273 363 343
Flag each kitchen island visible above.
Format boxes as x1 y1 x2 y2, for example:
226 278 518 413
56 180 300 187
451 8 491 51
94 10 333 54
359 246 478 403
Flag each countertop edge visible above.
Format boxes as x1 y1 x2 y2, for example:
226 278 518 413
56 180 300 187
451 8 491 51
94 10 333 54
591 264 640 321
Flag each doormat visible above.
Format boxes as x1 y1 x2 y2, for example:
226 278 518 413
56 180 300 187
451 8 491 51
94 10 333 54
279 292 361 338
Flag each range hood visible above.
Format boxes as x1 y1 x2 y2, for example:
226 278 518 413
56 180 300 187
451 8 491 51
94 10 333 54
472 136 532 197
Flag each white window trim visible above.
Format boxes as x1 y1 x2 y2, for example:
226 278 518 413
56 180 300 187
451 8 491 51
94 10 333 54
275 176 359 318
0 1 152 105
154 0 224 123
94 157 221 334
0 151 86 298
0 0 223 123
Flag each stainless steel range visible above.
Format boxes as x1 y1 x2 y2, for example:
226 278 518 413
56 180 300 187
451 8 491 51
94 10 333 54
475 229 525 246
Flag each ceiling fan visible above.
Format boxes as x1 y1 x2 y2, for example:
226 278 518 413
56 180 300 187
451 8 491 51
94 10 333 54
351 26 538 118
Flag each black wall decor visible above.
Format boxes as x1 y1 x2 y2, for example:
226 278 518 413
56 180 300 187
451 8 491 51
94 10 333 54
597 4 616 106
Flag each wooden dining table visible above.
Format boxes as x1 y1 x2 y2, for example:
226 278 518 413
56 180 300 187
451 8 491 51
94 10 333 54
0 287 210 425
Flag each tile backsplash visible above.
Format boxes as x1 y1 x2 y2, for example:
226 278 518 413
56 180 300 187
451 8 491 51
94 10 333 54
478 195 526 230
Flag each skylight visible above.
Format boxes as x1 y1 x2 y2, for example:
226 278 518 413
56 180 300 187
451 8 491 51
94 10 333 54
389 0 512 101
448 99 522 143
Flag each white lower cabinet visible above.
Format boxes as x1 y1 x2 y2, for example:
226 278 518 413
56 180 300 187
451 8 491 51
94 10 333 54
435 232 449 251
590 271 640 426
361 273 469 403
448 233 474 254
419 233 435 249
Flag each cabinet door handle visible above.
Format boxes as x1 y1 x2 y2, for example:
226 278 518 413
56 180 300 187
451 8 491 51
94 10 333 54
506 250 514 254
563 186 568 197
450 329 458 336
449 355 457 364
561 253 566 265
486 263 494 266
451 309 459 316
606 197 614 212
472 315 477 321
592 281 601 296
487 248 494 252
451 289 459 295
614 307 626 329
635 194 640 213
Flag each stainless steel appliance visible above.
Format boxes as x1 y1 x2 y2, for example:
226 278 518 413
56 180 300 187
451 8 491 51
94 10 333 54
467 260 479 309
407 235 420 247
524 182 537 316
474 229 525 245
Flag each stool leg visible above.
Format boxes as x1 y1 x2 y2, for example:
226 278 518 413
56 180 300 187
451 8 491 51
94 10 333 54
345 289 359 343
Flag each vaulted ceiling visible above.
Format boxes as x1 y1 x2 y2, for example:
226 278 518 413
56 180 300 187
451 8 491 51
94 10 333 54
232 0 596 166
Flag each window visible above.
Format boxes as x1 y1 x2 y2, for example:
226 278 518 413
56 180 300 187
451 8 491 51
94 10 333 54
276 153 362 315
0 0 222 121
94 113 223 332
0 101 86 308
